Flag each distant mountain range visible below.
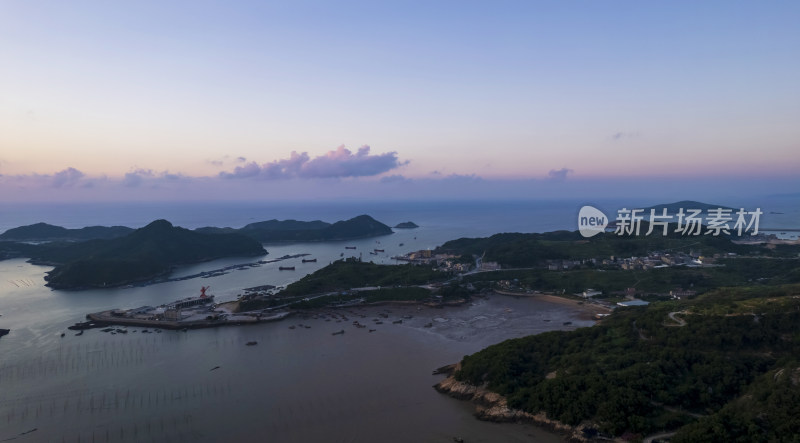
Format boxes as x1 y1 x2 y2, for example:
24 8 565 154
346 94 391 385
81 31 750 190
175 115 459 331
196 214 393 242
1 214 394 244
0 215 396 289
39 220 266 289
0 222 134 242
641 200 736 214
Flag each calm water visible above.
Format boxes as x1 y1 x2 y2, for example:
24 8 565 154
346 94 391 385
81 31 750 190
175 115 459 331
1 198 799 442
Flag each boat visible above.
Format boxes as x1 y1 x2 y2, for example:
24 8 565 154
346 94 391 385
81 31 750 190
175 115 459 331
374 249 384 253
399 243 404 246
345 246 356 250
0 328 11 338
67 321 102 331
393 319 402 324
563 321 572 326
289 325 296 329
302 258 317 263
332 330 345 335
246 341 258 346
279 266 295 271
369 329 376 332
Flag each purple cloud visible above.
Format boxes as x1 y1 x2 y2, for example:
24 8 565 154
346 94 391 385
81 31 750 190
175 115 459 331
219 146 406 180
220 161 262 179
122 169 154 187
546 168 573 181
51 167 85 188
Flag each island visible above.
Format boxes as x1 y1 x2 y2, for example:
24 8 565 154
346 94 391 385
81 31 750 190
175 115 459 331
196 214 393 242
394 221 419 229
0 222 133 242
9 219 267 290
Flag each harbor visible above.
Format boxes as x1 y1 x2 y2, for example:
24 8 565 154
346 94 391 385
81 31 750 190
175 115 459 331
74 286 292 331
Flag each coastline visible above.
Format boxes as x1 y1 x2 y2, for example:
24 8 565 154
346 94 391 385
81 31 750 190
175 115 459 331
431 292 614 442
434 364 592 442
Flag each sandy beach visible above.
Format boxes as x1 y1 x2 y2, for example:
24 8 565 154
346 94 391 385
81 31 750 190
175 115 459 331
494 290 613 320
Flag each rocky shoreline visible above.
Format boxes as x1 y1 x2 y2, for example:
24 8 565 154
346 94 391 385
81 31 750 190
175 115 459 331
434 363 594 442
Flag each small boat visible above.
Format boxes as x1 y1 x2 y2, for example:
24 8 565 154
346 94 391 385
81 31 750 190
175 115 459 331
374 249 384 253
210 366 220 371
563 321 572 326
332 330 345 335
345 246 356 250
246 341 258 346
393 319 402 324
60 332 65 338
399 243 404 246
68 321 100 331
369 329 376 332
302 258 317 263
424 322 433 328
340 253 344 257
279 266 295 271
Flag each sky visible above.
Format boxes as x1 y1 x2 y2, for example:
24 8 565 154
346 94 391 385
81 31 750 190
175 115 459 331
1 1 798 202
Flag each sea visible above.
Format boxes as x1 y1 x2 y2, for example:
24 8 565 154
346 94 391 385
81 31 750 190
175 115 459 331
1 197 798 443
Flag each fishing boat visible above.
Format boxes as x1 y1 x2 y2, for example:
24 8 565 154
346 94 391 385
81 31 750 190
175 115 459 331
345 246 356 250
279 266 295 271
302 258 317 263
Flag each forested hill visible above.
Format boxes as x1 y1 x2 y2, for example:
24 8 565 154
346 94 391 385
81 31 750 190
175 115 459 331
195 214 393 242
435 228 784 268
0 222 133 242
452 283 800 440
38 219 266 289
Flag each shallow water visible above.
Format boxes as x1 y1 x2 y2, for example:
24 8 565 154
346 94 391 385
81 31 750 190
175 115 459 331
0 251 593 443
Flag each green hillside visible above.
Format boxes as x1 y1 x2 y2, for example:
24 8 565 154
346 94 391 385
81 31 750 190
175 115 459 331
41 219 266 289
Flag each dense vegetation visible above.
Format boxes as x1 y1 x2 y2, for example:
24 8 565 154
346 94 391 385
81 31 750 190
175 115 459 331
463 257 800 296
240 259 453 311
454 283 800 439
0 222 133 241
36 220 266 289
437 228 796 269
196 214 393 242
279 259 447 296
